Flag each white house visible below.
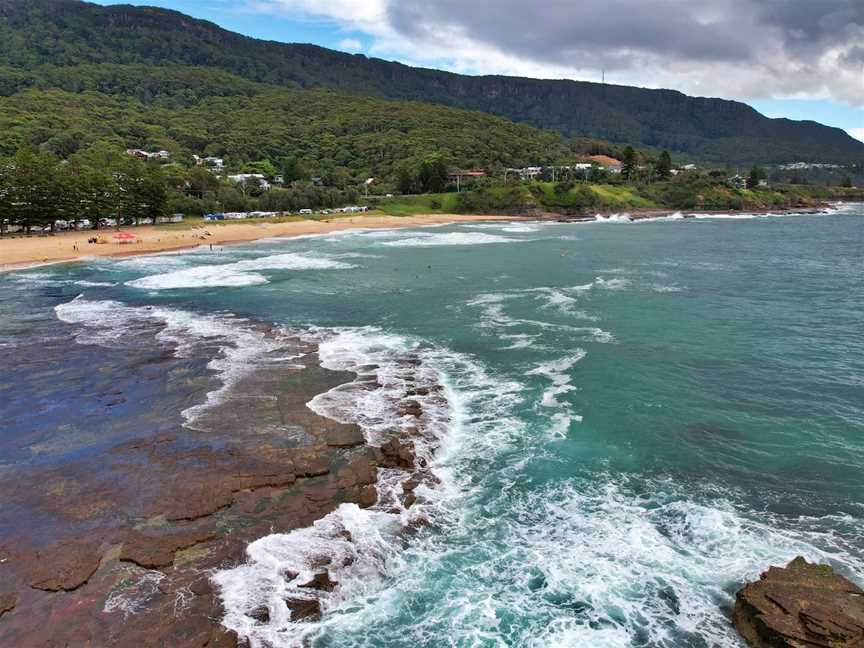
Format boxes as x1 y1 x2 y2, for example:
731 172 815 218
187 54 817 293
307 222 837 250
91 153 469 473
228 173 271 191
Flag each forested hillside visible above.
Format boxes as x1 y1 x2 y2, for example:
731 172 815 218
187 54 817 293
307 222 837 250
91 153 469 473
1 0 862 164
0 68 574 180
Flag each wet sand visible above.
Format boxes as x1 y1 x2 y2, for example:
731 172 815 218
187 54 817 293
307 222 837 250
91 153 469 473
0 214 523 272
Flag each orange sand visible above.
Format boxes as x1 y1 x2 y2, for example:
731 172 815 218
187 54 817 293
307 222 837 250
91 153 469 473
0 214 522 272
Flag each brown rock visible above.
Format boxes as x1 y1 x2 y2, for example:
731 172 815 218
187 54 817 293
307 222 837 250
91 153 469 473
336 454 378 489
298 572 337 592
29 540 101 591
248 605 270 623
325 426 365 448
0 592 16 618
164 479 234 521
190 575 213 596
379 439 415 469
397 400 423 417
733 556 864 648
284 596 321 622
343 484 378 508
120 528 216 569
292 450 331 477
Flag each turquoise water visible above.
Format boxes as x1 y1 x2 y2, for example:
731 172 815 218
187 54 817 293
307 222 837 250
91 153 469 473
3 206 864 646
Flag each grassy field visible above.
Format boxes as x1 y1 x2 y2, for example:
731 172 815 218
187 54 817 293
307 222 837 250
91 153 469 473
367 193 461 216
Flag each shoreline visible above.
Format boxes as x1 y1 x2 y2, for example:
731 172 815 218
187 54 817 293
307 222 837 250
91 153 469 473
1 203 854 273
0 213 524 273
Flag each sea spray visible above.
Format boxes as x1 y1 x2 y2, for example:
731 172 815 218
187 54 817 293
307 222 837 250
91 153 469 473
212 326 525 647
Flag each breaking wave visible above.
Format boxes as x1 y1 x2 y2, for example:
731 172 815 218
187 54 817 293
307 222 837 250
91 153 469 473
212 326 524 647
126 253 354 290
54 296 303 426
380 232 518 247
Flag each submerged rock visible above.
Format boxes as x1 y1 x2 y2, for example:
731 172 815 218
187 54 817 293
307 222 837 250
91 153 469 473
733 556 864 648
28 540 101 591
0 592 16 618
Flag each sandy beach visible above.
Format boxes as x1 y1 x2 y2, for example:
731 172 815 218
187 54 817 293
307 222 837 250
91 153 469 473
0 213 521 272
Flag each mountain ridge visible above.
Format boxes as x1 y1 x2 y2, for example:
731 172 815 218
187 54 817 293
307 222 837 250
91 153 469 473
0 0 862 164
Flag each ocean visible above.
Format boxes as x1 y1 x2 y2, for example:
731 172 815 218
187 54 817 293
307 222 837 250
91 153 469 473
2 205 863 647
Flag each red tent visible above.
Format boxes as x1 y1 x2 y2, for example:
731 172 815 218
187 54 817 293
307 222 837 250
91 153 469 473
112 232 136 242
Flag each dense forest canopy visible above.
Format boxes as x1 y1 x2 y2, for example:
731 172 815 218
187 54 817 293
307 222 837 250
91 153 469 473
0 70 580 180
0 0 862 165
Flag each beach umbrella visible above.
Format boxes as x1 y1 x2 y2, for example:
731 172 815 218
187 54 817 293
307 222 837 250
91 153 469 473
112 232 136 241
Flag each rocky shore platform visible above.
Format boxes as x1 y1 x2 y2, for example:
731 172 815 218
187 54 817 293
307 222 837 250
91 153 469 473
734 556 864 648
0 323 446 647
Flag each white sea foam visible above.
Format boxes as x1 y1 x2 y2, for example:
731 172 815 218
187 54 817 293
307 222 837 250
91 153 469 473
635 211 685 223
593 276 630 290
594 213 632 223
8 273 117 288
527 351 586 436
487 478 864 648
381 232 517 247
213 326 525 648
54 296 302 425
466 290 612 344
126 253 353 290
500 224 541 233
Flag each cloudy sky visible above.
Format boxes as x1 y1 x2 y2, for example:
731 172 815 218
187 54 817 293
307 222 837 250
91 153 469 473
94 0 864 141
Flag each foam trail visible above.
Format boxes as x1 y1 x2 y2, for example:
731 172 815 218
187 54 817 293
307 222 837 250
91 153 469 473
127 253 353 290
381 232 518 247
54 296 302 425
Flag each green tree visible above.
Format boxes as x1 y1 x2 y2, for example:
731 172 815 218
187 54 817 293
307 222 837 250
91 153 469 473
746 165 766 189
621 146 637 181
841 176 853 188
5 147 62 232
0 156 13 236
655 150 672 180
281 157 307 183
395 160 419 194
418 154 448 193
115 157 167 224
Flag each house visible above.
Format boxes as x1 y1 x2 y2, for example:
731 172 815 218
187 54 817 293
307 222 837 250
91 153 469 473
583 155 623 173
506 166 543 181
228 173 271 190
448 169 486 190
196 156 225 170
728 175 748 189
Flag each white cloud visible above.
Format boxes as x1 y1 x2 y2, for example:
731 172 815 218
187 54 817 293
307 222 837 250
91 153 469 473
246 0 864 108
338 38 362 52
848 128 864 143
